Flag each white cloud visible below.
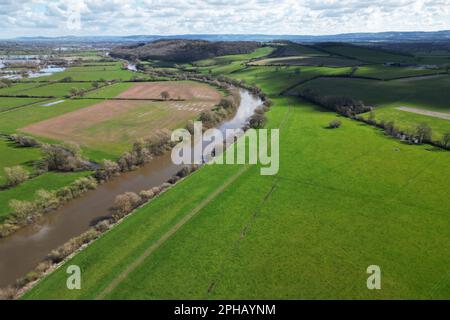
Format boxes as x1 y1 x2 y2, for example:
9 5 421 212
0 0 449 38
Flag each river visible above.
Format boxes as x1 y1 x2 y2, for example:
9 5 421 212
0 89 262 287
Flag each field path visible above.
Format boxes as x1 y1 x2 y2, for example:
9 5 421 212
95 165 249 300
397 106 450 121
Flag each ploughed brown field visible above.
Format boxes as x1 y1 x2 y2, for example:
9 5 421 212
20 81 222 157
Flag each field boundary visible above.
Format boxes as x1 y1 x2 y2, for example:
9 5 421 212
73 97 186 102
0 98 52 114
282 73 450 96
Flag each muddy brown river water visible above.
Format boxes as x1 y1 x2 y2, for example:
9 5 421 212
0 89 262 287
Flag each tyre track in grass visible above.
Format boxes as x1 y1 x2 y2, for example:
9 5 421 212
95 165 250 300
205 178 279 298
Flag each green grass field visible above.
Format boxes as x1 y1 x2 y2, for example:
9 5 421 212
27 66 136 82
23 96 450 299
193 47 274 67
0 83 43 95
0 82 104 98
354 65 446 80
187 47 276 75
23 46 450 299
250 55 362 67
289 75 450 139
83 82 135 98
17 82 96 97
0 98 101 222
0 138 42 186
269 43 328 57
0 99 99 134
228 66 352 95
317 44 419 64
0 97 46 112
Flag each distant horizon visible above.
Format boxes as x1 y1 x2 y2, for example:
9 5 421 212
2 29 450 42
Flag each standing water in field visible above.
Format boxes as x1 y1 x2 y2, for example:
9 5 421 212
0 89 262 287
126 63 138 71
0 65 65 80
28 66 66 79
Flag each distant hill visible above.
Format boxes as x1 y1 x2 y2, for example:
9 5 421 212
3 30 450 44
109 39 261 62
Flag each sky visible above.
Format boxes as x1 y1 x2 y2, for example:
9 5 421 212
1 0 450 38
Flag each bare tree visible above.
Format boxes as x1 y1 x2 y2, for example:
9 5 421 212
415 123 432 144
160 91 170 100
442 133 450 147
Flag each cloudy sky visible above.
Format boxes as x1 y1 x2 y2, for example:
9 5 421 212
1 0 450 38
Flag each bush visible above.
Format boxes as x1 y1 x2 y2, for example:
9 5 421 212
160 91 170 100
328 119 342 129
139 189 155 201
218 97 235 109
35 189 60 212
95 220 111 233
4 166 29 187
442 133 450 148
0 223 19 238
132 139 152 165
113 192 142 216
368 111 376 125
199 111 220 128
248 110 267 129
60 76 73 83
94 159 121 181
299 88 371 116
40 143 90 172
0 286 17 300
35 260 52 274
56 187 74 202
9 199 36 221
415 122 432 144
160 182 172 190
73 177 98 192
145 133 172 156
9 134 40 147
118 152 135 172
